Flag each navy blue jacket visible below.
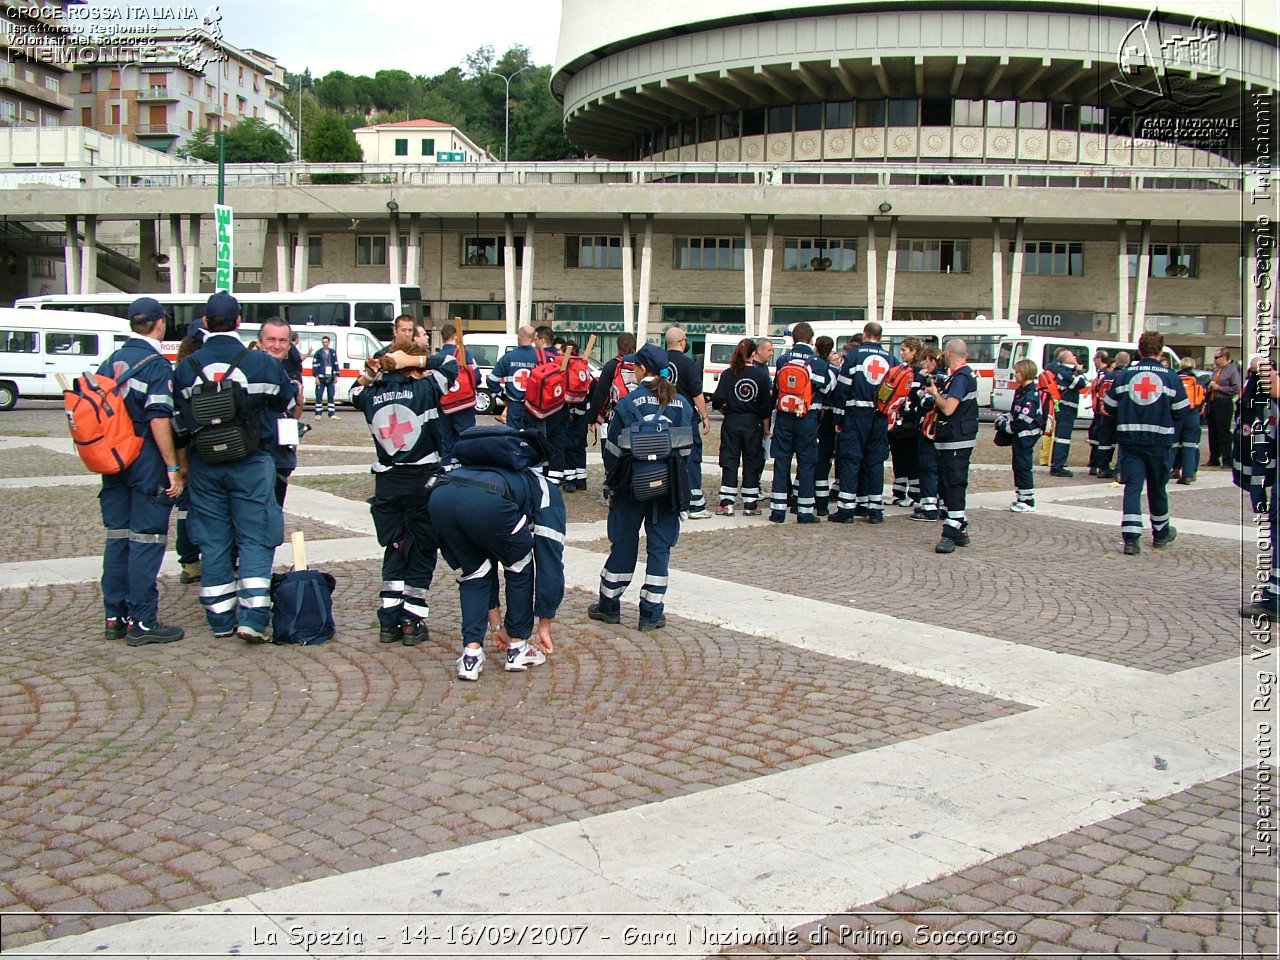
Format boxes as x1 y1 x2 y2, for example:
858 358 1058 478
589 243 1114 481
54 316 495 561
174 331 295 449
1101 357 1189 449
312 346 338 383
1001 381 1045 443
97 335 174 445
665 348 704 420
350 359 456 473
934 364 980 450
487 344 541 402
837 341 898 415
1048 358 1087 406
712 363 772 418
773 342 836 414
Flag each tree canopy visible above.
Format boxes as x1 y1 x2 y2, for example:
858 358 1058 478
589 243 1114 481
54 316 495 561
178 117 293 163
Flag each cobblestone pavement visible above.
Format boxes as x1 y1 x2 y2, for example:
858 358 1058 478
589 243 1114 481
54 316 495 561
0 565 1020 947
1067 483 1259 527
0 446 90 477
583 507 1243 672
725 772 1274 958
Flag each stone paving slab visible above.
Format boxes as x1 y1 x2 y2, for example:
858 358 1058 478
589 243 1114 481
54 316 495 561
580 510 1244 673
0 487 360 564
0 563 1020 947
724 770 1275 958
0 446 90 478
1067 483 1259 528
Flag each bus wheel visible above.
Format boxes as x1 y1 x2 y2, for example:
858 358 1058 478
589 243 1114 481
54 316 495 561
474 390 493 416
0 382 16 412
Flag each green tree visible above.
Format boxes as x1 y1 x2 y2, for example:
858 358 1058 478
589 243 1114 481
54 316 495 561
177 119 293 163
176 126 214 162
304 110 363 182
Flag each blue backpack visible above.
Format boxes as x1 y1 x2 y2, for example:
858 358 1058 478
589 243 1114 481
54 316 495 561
454 424 553 471
270 570 336 645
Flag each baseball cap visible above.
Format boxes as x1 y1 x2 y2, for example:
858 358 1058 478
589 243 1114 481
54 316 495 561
626 343 670 377
127 296 169 323
204 290 241 321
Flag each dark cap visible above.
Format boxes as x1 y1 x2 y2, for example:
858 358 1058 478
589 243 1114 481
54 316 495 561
204 290 241 321
626 343 670 377
127 296 169 323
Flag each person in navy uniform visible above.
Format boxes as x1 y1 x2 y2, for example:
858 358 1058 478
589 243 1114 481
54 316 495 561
813 335 840 517
99 296 186 647
562 338 594 492
350 337 455 645
430 426 566 680
312 335 339 419
664 326 712 519
588 332 637 497
928 338 980 554
590 343 693 631
1101 331 1188 555
487 324 540 430
831 321 897 524
910 346 944 522
533 325 571 485
768 321 834 524
258 318 304 508
710 337 772 515
996 358 1046 512
887 336 924 508
1046 347 1087 477
1085 350 1111 476
433 322 480 466
174 292 296 643
1241 363 1279 618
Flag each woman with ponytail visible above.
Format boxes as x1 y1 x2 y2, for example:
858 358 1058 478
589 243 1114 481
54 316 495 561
589 342 692 631
710 337 772 515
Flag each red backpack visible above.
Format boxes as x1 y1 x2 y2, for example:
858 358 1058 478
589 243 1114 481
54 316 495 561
64 354 162 475
875 363 914 415
440 363 477 414
775 358 813 415
599 357 637 424
1036 369 1062 434
523 348 568 420
564 335 597 403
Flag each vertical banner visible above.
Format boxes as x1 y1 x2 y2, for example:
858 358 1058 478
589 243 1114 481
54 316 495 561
214 204 234 292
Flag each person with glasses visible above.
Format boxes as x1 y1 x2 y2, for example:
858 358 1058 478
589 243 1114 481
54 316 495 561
1205 348 1241 467
664 327 712 518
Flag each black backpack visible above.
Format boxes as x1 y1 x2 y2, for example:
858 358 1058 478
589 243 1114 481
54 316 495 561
182 348 260 464
617 409 692 502
270 570 336 645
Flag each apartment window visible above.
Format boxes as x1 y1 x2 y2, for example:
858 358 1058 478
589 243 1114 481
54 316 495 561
1127 244 1199 279
80 106 91 125
31 257 55 278
897 239 971 274
290 234 322 266
205 83 214 99
1011 241 1084 276
0 102 15 120
223 93 228 108
79 71 92 93
356 235 387 266
783 238 858 272
109 104 120 126
187 77 194 95
420 137 434 156
186 110 193 128
825 100 853 128
566 235 626 269
674 236 746 270
109 71 119 90
461 236 517 267
42 114 57 127
392 137 408 157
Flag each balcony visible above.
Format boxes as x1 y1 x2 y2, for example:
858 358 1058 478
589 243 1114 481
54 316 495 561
137 87 178 103
0 73 72 111
135 123 180 138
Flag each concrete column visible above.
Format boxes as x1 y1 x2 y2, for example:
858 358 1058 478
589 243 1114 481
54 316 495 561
758 215 775 338
63 215 79 295
80 215 97 295
1132 220 1152 340
184 214 200 294
882 217 899 326
621 213 635 335
637 215 654 344
292 215 308 293
742 215 756 339
1007 218 1026 328
1116 222 1130 340
503 214 517 336
275 214 291 294
137 218 160 290
167 214 182 296
865 218 878 324
388 214 401 286
518 215 535 328
991 219 1004 322
406 214 421 289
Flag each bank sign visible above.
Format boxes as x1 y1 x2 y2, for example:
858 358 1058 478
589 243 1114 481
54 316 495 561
214 204 233 292
1019 310 1094 332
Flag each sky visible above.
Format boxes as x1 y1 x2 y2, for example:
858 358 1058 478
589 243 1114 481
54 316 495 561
205 0 563 78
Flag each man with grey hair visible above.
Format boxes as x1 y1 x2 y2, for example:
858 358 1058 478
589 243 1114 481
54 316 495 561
926 337 979 554
1046 346 1087 476
487 324 540 430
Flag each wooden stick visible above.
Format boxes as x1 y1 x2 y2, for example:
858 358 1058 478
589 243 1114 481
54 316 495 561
291 530 308 571
454 317 467 369
55 373 74 392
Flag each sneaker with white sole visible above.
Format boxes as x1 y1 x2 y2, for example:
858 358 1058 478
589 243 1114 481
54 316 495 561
456 646 485 681
1009 501 1036 513
505 642 546 672
686 509 712 520
715 505 734 517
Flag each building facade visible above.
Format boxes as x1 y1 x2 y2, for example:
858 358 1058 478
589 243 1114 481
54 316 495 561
354 119 489 164
0 1 76 130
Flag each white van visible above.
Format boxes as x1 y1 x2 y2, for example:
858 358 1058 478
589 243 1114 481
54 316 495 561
992 335 1182 422
703 334 788 398
0 307 131 410
461 334 518 415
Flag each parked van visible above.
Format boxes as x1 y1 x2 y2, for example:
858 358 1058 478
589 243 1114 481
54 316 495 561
462 334 517 415
992 335 1182 422
703 333 789 398
0 307 130 410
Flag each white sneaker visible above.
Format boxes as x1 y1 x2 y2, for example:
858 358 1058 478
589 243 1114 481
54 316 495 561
456 646 485 681
1010 501 1036 513
687 509 712 520
505 642 546 672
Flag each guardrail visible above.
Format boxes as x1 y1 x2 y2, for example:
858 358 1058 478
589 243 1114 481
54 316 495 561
0 160 1245 192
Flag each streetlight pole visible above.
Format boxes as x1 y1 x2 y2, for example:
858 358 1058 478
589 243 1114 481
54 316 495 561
496 64 532 162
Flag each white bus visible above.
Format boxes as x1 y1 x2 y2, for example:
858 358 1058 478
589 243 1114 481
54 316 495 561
14 283 422 344
0 308 130 410
805 316 1021 406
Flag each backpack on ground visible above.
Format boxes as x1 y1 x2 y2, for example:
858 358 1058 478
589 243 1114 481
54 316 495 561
775 358 813 415
599 358 637 424
876 363 915 415
523 348 568 420
181 348 260 463
64 353 163 475
270 569 337 645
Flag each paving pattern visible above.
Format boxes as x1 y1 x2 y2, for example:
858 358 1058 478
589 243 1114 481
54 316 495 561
0 446 90 478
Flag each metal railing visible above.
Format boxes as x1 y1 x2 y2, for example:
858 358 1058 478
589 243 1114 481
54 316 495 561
0 159 1245 192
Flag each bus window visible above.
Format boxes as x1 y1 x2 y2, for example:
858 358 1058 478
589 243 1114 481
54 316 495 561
947 335 998 365
284 302 351 327
1045 343 1089 368
1 330 38 353
242 302 286 325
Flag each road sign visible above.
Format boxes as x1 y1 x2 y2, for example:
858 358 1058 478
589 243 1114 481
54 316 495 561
214 204 233 292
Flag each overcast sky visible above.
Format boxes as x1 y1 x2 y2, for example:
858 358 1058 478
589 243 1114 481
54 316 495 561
206 0 563 77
